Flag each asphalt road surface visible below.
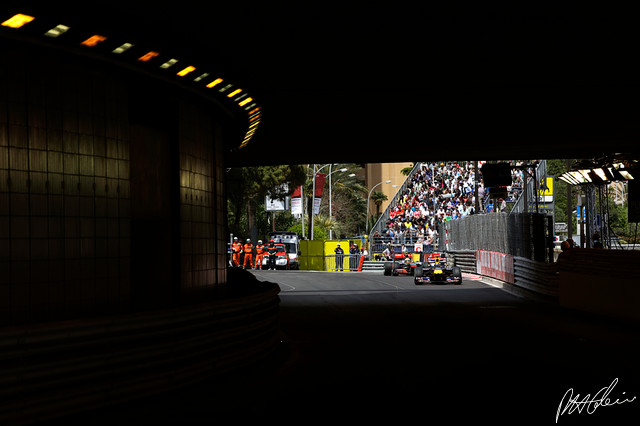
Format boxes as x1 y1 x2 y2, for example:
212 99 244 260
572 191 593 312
62 270 640 424
254 270 640 424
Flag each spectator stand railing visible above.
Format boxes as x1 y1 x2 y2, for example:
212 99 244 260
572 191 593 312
368 162 423 255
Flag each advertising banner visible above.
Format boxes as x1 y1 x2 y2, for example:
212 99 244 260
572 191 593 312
265 196 287 211
291 186 302 215
313 172 326 214
476 250 514 284
266 183 289 211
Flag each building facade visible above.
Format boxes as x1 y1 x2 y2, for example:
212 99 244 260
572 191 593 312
364 162 413 219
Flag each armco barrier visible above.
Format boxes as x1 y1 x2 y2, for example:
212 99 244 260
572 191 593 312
449 250 476 273
513 256 559 298
450 249 558 302
0 282 281 424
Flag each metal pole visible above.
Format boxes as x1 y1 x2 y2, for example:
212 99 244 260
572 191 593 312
523 169 528 214
329 164 333 240
474 161 479 213
311 164 316 240
534 166 539 214
566 159 572 241
300 184 305 239
366 180 392 233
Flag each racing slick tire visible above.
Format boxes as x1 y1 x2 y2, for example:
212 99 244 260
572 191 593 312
392 262 401 276
452 266 462 284
414 265 424 285
383 262 392 276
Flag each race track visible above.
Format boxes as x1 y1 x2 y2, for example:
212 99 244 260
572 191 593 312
67 269 640 424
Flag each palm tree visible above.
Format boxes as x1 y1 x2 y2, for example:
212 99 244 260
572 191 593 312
370 191 388 216
314 214 337 233
326 164 368 237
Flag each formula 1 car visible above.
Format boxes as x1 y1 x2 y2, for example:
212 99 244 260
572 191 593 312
414 252 462 285
383 253 419 276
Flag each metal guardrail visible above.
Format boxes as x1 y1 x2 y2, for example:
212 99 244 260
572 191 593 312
513 256 559 298
448 249 559 300
448 250 476 273
0 283 281 424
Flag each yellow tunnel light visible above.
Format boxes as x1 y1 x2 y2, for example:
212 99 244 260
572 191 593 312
2 14 35 28
177 66 196 76
45 24 70 37
238 97 253 107
81 35 107 47
226 88 242 98
138 51 160 62
206 78 223 88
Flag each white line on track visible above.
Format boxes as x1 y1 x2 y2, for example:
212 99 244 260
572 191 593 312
364 277 404 290
278 282 297 291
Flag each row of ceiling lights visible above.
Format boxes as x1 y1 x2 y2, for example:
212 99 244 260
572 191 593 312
558 156 636 186
1 13 261 149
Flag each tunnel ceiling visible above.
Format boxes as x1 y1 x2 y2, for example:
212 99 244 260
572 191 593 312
5 3 640 166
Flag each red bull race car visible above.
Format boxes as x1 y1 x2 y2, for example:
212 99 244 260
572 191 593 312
414 252 462 285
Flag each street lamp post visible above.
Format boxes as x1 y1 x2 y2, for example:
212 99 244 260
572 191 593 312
327 167 350 239
366 180 392 234
310 163 335 240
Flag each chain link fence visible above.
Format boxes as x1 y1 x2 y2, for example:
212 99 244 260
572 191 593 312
440 212 551 262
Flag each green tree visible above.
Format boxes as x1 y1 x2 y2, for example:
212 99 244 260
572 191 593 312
370 190 388 216
299 164 368 239
227 165 306 241
401 163 414 176
325 165 368 237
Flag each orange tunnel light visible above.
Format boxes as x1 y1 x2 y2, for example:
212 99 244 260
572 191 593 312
81 35 107 47
138 51 160 62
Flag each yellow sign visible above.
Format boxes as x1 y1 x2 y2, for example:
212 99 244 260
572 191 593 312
539 177 554 196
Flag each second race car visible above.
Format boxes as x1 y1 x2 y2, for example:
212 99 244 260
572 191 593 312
383 253 419 276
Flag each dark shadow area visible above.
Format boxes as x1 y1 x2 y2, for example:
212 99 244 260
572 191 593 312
53 275 640 424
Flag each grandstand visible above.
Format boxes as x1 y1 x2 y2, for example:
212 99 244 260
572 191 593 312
369 161 546 258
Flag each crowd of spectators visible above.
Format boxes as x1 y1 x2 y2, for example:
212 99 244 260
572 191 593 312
371 161 532 249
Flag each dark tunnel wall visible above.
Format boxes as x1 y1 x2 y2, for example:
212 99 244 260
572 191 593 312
0 41 228 325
